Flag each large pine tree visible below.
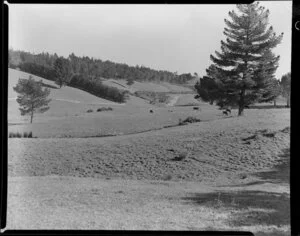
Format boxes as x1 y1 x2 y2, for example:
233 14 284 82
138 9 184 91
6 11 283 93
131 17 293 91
198 2 283 115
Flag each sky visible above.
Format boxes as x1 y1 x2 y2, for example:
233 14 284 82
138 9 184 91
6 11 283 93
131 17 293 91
8 1 292 79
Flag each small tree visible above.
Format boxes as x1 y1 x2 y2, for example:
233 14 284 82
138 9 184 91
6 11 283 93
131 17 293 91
126 78 134 86
280 72 291 107
13 76 51 123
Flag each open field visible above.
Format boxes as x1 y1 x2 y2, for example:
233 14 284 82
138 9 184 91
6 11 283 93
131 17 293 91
7 69 290 233
102 78 193 93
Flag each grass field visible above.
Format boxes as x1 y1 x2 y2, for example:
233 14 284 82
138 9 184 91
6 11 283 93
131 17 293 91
102 78 193 93
6 69 290 233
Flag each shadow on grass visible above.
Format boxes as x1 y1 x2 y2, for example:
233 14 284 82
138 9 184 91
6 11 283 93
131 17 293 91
221 148 290 188
246 105 289 109
181 190 290 227
254 148 290 184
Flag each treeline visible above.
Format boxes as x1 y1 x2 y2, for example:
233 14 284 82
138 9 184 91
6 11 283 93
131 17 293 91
70 74 128 103
9 50 129 103
9 49 195 84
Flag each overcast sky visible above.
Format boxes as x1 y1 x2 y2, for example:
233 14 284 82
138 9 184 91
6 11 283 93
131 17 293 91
8 1 292 79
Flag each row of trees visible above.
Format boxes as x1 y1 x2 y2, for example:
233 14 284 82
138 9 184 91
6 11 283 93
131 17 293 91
194 2 291 115
195 72 290 108
9 49 195 85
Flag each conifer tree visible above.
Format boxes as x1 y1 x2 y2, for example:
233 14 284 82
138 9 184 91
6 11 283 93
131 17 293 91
13 76 51 123
197 2 283 115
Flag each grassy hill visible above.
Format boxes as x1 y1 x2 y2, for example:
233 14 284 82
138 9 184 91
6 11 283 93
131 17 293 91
102 78 193 93
8 69 154 123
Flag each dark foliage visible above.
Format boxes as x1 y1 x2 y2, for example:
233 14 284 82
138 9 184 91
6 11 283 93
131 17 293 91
9 49 196 84
69 74 127 103
18 62 56 82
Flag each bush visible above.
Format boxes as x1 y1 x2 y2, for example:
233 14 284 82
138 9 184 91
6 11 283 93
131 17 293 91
9 131 33 138
87 109 93 113
162 174 172 181
179 116 201 125
97 107 113 112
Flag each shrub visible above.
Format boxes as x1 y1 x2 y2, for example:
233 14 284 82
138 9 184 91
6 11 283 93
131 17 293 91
179 117 201 125
9 131 33 138
97 107 113 112
87 109 93 113
162 174 172 181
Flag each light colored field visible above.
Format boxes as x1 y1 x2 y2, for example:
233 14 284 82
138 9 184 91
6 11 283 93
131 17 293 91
6 176 289 232
7 108 290 231
8 108 290 182
8 69 126 123
8 69 115 104
8 69 216 137
102 78 193 93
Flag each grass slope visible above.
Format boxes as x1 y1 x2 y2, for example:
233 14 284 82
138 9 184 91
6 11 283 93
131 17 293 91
102 78 193 93
8 69 153 123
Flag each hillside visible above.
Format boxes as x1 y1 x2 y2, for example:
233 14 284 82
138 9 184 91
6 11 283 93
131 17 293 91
101 78 193 93
8 69 133 123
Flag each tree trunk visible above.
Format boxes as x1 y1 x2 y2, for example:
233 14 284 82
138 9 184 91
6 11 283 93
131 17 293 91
287 94 290 107
30 104 34 123
238 89 245 116
30 112 33 123
274 99 277 107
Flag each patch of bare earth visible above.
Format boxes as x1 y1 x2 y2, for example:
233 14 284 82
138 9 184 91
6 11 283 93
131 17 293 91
6 109 290 233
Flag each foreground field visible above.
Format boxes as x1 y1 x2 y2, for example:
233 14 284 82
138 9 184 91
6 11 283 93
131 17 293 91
7 108 290 233
7 176 289 233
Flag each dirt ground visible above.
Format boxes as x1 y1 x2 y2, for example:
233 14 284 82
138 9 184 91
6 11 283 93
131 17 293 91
6 108 290 234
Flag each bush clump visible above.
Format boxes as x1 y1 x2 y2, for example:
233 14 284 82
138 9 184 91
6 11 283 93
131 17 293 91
87 109 93 113
179 116 201 125
9 131 33 138
97 107 113 112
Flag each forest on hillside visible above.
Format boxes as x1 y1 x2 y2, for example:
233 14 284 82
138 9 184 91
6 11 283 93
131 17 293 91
9 49 196 103
9 49 195 84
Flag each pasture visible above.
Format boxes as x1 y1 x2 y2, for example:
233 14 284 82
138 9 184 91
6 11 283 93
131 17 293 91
7 69 290 234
